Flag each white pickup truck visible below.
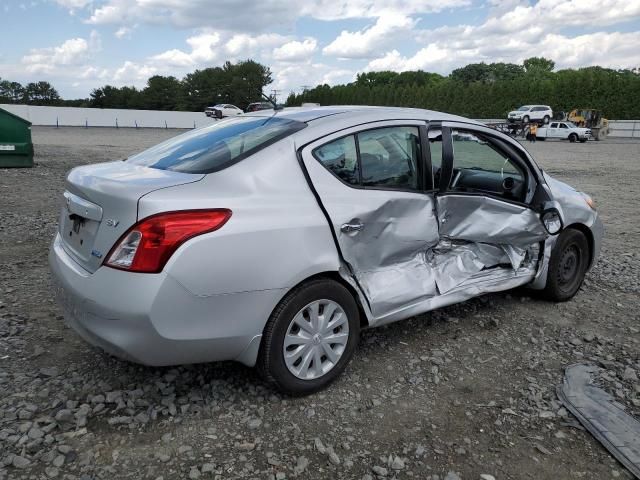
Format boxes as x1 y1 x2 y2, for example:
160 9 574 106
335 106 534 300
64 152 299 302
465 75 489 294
536 121 591 143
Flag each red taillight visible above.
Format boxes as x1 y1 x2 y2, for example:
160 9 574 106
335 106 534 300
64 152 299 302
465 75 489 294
104 209 232 273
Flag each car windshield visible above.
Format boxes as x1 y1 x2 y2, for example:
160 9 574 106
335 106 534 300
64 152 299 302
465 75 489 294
517 106 530 111
127 116 306 174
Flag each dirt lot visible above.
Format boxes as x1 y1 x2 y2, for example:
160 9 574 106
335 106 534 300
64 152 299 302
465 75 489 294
1 127 639 480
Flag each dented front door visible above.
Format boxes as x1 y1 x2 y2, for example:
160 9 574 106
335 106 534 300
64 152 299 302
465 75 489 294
430 123 550 290
300 121 440 319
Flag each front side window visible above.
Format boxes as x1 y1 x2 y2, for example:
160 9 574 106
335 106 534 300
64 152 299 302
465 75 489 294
449 130 526 201
128 116 306 174
559 123 568 129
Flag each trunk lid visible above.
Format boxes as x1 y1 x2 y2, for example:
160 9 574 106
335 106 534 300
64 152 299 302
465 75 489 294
59 161 203 273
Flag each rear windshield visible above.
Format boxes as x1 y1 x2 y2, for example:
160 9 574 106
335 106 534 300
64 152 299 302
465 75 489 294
127 116 306 174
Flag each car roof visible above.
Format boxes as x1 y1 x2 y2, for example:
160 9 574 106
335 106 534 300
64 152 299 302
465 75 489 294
245 105 479 124
241 106 483 145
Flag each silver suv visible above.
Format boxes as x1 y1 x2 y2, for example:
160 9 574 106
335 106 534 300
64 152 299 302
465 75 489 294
507 105 553 124
50 107 603 395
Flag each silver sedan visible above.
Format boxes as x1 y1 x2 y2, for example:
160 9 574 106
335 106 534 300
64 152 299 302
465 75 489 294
49 106 603 395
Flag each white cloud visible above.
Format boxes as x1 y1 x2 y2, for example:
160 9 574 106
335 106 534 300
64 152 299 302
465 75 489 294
273 39 317 62
12 0 640 101
113 60 158 83
360 0 640 74
224 33 289 57
54 0 92 8
114 26 132 39
301 0 469 21
366 30 640 75
272 63 355 95
323 13 417 59
146 31 291 70
85 0 470 30
21 31 101 74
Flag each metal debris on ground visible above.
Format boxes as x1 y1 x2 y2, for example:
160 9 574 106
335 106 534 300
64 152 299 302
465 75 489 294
557 363 640 479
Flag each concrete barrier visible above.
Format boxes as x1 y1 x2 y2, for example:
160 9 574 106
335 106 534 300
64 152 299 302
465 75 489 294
0 104 216 129
608 120 640 139
1 105 639 137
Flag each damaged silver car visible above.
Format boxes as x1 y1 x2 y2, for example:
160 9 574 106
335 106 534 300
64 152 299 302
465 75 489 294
49 106 603 394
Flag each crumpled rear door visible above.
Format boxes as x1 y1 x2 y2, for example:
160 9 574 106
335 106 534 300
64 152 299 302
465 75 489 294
299 121 440 319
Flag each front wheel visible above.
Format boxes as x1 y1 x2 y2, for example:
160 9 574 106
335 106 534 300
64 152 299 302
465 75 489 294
569 133 578 143
541 229 590 301
257 278 360 395
543 115 550 124
522 115 530 123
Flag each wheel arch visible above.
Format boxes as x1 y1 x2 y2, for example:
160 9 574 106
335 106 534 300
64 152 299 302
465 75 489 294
565 223 595 269
273 271 370 329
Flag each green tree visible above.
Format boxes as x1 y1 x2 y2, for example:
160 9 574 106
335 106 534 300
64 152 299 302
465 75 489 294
142 75 181 110
523 57 555 73
24 81 61 105
0 80 25 103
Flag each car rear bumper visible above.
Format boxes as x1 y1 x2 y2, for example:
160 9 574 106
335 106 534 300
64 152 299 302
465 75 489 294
49 233 283 367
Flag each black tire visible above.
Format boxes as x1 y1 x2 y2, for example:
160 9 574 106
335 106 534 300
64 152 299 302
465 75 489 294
257 278 360 395
522 115 530 123
543 115 550 124
541 229 590 302
569 133 578 143
537 136 546 141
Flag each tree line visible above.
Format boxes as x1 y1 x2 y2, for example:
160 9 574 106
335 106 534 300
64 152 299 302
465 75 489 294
0 80 65 106
0 60 272 111
287 57 640 120
3 56 640 118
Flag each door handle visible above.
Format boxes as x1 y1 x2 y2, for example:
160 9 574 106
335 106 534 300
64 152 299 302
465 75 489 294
341 221 363 234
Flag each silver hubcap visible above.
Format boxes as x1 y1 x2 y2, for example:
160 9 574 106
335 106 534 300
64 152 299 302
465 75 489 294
283 299 349 380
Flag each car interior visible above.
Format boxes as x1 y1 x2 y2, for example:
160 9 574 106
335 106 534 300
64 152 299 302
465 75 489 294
429 129 526 202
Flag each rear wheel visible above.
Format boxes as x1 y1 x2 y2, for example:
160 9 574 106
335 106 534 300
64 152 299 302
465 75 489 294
542 229 590 301
257 278 360 395
569 133 578 143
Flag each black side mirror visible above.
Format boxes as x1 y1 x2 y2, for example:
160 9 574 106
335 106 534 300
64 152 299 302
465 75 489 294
541 208 563 235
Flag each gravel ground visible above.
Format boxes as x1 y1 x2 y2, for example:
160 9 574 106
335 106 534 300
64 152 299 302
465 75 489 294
0 127 639 480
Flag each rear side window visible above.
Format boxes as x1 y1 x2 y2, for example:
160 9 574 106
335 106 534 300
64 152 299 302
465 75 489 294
358 127 419 189
313 126 421 191
127 117 306 174
314 136 360 185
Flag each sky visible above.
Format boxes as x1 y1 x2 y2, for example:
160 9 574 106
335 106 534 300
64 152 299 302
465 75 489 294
1 0 640 100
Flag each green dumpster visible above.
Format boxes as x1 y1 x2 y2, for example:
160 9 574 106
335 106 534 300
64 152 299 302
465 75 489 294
0 107 34 168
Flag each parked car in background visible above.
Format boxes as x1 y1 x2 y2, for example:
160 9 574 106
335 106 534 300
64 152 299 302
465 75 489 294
536 121 591 142
245 102 274 113
211 104 243 118
204 106 216 117
507 105 553 124
49 106 602 395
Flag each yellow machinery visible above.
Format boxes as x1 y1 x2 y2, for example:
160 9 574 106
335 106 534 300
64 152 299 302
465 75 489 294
567 109 609 141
